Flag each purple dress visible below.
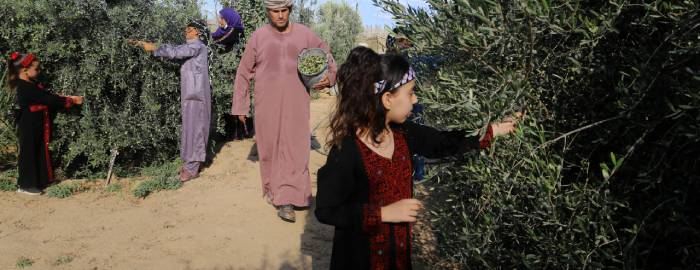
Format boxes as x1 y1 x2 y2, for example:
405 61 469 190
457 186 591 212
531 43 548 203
154 39 211 172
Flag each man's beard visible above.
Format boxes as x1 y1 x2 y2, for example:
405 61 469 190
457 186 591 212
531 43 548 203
270 19 289 31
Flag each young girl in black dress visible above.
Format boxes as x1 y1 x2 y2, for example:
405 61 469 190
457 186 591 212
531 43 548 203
315 47 519 269
5 52 83 195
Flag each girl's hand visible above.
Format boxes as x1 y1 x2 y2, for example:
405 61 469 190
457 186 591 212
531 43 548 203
491 112 524 137
69 96 84 105
381 199 423 223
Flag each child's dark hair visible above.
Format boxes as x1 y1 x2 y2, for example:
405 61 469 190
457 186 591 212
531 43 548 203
327 47 411 148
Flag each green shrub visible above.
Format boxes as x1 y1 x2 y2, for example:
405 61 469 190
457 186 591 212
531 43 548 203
313 1 363 65
0 83 17 170
375 0 699 268
0 0 263 178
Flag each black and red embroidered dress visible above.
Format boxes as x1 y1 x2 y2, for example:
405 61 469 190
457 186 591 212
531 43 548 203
316 121 493 270
15 80 74 190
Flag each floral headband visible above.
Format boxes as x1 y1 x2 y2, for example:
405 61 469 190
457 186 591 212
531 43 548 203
10 52 36 68
374 66 416 94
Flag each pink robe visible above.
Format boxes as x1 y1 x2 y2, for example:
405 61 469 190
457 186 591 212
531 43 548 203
232 23 337 207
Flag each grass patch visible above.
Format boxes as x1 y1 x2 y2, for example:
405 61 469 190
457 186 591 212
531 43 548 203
131 159 182 198
2 168 18 178
53 255 73 266
131 176 181 198
105 183 123 193
45 182 85 198
0 168 18 191
16 257 33 268
0 177 17 192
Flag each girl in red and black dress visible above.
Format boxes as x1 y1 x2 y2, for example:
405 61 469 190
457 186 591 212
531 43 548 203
315 47 519 270
5 52 83 195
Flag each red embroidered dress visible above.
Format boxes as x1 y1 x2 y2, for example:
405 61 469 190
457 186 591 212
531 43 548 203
357 131 414 269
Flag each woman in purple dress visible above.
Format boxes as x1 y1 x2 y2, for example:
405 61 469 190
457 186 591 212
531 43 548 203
130 20 212 182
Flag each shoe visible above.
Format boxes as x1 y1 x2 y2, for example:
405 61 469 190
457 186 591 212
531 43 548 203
311 135 322 150
277 205 296 223
248 143 259 162
16 187 41 195
179 167 199 182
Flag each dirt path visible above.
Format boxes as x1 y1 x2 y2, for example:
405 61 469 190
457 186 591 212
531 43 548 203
0 95 337 270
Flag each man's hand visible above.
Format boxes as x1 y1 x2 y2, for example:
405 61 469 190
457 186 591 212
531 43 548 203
237 115 246 124
312 75 330 90
128 39 157 52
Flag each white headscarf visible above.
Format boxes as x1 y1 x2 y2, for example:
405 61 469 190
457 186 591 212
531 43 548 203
263 0 293 9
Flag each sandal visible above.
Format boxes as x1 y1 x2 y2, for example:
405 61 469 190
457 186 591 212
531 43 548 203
179 167 199 182
277 205 296 223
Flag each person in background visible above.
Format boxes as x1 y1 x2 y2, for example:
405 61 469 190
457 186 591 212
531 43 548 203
212 7 245 53
231 0 337 223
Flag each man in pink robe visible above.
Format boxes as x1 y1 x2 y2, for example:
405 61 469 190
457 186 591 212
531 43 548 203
232 0 337 222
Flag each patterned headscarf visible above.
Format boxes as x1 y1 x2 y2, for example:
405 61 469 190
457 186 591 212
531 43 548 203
263 0 293 9
187 19 211 44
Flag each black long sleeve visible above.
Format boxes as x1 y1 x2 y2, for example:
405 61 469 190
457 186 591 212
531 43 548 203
315 138 382 231
402 121 482 159
15 81 69 111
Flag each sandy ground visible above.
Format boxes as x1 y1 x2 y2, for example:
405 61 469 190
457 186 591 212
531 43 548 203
0 95 337 269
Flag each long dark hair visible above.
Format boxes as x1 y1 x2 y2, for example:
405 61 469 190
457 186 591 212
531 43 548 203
3 58 19 91
327 47 411 148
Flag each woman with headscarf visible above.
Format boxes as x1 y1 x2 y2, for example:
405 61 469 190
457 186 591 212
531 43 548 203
130 20 212 182
212 7 245 53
